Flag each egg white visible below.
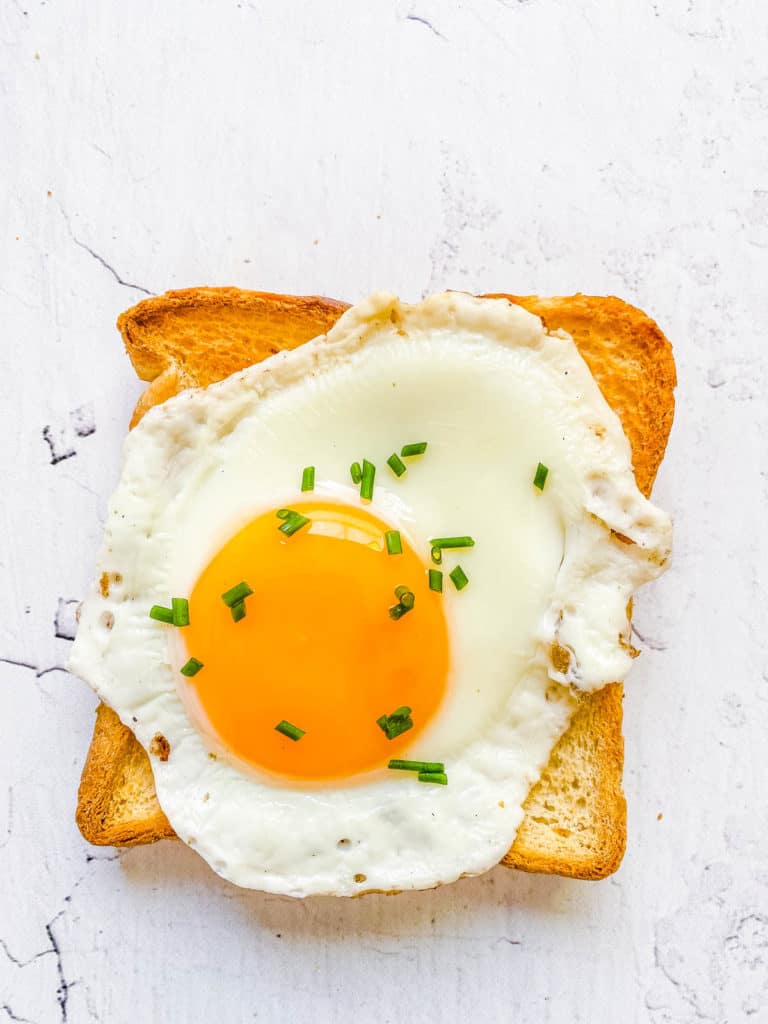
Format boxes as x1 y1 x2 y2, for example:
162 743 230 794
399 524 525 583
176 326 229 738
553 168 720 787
70 292 671 895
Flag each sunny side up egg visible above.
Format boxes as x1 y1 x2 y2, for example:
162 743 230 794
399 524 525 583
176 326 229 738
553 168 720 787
70 292 672 896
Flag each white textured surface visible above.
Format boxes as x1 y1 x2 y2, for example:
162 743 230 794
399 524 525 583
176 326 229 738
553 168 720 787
0 1 765 1021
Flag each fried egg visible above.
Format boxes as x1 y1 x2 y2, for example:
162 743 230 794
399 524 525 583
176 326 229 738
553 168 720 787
70 292 671 895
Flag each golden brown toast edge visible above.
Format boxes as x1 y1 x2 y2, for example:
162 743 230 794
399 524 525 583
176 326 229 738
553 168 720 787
76 288 675 880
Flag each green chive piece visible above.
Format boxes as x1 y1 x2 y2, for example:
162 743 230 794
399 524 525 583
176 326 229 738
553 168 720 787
360 459 376 501
394 585 415 610
376 705 414 740
149 604 174 624
533 462 549 490
180 657 204 677
430 546 442 565
275 719 305 741
386 453 407 478
301 466 315 492
171 597 190 627
388 759 445 773
276 508 292 520
418 771 448 785
401 442 428 457
381 719 413 740
350 461 362 484
390 706 411 721
449 565 469 591
221 581 253 607
278 511 311 537
385 530 402 555
429 536 475 550
230 599 247 623
428 569 443 592
389 603 409 621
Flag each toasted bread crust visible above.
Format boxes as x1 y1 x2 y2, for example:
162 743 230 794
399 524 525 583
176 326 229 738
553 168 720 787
119 287 349 387
76 288 675 881
77 703 174 846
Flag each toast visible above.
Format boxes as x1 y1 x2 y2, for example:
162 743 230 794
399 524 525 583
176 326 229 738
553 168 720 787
76 288 675 879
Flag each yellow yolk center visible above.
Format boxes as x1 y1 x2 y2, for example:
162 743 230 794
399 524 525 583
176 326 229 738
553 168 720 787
182 502 449 780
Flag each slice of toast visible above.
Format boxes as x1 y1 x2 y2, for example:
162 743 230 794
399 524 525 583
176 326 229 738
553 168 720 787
76 288 675 879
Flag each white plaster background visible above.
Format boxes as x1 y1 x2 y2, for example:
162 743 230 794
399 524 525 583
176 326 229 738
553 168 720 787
1 1 766 1021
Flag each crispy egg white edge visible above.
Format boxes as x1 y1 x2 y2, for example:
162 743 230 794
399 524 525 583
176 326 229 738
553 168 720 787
70 291 671 896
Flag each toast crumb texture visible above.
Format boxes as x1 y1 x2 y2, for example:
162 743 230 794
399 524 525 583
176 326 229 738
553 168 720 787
75 287 675 880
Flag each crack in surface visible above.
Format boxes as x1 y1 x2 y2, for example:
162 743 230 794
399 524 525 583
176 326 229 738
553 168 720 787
85 851 119 864
0 787 13 850
54 599 79 642
69 404 96 439
59 475 103 503
0 657 68 679
41 426 76 466
405 14 446 39
69 238 151 295
632 624 668 652
1 896 83 1023
58 206 152 295
0 938 52 970
89 142 112 161
367 945 418 958
42 405 97 466
2 1006 36 1024
45 916 73 1024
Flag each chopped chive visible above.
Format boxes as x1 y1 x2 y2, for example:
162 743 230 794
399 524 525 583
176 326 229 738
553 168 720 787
275 719 305 741
221 581 253 607
360 459 376 501
171 597 190 627
278 512 311 537
394 585 415 610
429 536 475 550
149 604 174 624
390 706 411 721
430 546 442 565
428 569 443 592
230 599 247 623
380 719 413 740
389 602 409 621
276 508 292 520
301 466 315 492
533 462 549 490
388 759 445 773
449 565 469 591
180 657 204 677
385 530 402 555
350 461 362 484
401 442 428 457
376 705 414 740
386 453 407 478
418 771 448 785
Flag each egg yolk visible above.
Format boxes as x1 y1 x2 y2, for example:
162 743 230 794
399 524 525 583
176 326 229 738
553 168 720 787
181 502 449 781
